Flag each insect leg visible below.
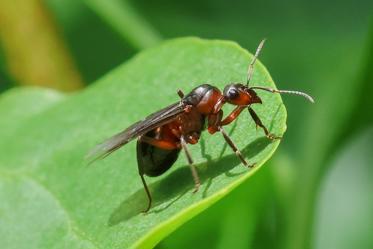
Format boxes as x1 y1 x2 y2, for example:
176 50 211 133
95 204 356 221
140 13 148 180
248 107 281 140
139 173 152 213
220 106 246 126
177 89 185 98
207 106 244 133
136 144 152 213
218 126 253 167
180 136 200 193
207 110 223 134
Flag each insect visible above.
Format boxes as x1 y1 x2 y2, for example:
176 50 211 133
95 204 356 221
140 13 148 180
87 40 314 212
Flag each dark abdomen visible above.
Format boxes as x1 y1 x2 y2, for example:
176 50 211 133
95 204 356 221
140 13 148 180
136 130 181 177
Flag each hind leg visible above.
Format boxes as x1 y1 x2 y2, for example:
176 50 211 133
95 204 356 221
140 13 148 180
138 172 152 213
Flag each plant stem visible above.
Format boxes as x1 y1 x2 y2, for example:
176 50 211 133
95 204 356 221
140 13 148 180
0 0 83 91
83 0 162 50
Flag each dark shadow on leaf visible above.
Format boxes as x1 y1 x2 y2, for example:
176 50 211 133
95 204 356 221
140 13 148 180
199 136 212 163
269 103 283 131
202 177 213 198
108 136 271 226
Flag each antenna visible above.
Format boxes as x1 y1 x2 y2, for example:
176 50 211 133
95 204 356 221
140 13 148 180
247 39 266 86
249 86 315 103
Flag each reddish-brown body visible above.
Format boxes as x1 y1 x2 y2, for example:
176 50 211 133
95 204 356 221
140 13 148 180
138 84 263 152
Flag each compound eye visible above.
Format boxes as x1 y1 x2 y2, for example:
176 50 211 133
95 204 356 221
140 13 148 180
228 88 239 99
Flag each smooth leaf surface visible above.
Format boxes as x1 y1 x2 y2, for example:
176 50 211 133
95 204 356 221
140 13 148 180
0 87 64 147
0 38 286 249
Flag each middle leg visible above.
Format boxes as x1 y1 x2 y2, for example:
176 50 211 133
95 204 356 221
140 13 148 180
180 136 200 193
207 110 253 167
218 126 253 167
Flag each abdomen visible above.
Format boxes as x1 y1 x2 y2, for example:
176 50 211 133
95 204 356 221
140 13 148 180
136 130 181 177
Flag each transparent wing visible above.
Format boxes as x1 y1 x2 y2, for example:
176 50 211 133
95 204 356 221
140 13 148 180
86 102 186 164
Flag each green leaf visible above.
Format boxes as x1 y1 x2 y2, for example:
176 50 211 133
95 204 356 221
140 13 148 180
0 87 64 142
0 37 286 249
158 165 276 249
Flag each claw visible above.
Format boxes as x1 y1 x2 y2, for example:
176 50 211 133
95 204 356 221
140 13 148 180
267 133 282 140
141 206 151 214
248 162 256 168
192 183 200 193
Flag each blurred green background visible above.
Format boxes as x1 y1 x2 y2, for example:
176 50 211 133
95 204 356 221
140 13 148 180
0 0 372 248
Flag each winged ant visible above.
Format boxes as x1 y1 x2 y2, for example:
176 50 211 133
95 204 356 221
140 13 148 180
87 40 314 212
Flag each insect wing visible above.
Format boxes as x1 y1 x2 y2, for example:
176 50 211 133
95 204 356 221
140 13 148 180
86 102 186 164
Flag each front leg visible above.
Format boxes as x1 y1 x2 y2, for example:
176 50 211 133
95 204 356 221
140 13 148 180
220 106 246 126
207 106 245 134
207 110 252 167
248 107 281 140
